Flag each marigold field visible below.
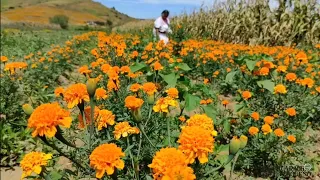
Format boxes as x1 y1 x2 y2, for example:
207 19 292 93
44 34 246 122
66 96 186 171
1 27 320 180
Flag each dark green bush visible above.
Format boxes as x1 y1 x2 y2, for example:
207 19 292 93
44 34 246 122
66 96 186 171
49 15 69 29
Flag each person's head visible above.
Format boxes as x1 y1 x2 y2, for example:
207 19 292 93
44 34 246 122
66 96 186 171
161 10 169 20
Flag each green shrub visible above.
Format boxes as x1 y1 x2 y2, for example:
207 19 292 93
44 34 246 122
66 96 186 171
49 15 69 29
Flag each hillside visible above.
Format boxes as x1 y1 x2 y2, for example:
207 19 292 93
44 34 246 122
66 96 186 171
0 0 135 26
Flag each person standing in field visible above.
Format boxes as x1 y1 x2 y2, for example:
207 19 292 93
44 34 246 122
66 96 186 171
153 10 172 44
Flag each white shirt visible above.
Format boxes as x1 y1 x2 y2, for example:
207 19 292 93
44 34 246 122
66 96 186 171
154 17 170 33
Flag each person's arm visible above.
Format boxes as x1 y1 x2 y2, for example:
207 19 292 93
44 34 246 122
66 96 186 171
154 18 161 40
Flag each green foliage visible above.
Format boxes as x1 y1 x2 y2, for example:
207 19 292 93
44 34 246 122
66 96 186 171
49 15 69 29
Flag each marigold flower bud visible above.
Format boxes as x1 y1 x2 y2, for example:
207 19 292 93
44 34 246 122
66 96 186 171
229 136 241 154
22 104 34 115
86 78 97 97
240 135 248 149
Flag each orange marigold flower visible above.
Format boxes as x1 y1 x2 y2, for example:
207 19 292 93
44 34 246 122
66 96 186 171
28 103 72 138
178 126 214 164
203 78 209 84
242 91 252 100
249 126 259 136
285 107 296 116
264 116 274 125
91 61 99 68
166 88 179 99
259 67 269 76
273 114 279 118
148 148 192 179
101 63 112 73
162 165 196 180
78 65 92 75
4 62 28 75
251 112 259 121
78 106 100 129
222 100 229 106
63 83 90 108
120 66 131 74
125 96 144 110
186 114 214 132
287 135 296 143
213 71 219 77
154 61 164 71
130 83 141 93
153 97 178 113
20 152 52 179
206 99 213 104
226 68 231 72
95 88 108 100
179 116 186 122
277 65 287 73
301 78 314 88
316 86 320 93
54 87 64 97
1 56 8 63
274 128 285 137
90 143 125 178
200 100 207 105
142 82 157 95
96 110 115 131
261 124 272 135
107 68 119 81
274 84 287 94
113 121 139 140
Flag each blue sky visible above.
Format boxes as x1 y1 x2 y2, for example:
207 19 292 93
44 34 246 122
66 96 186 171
94 0 280 19
94 0 215 19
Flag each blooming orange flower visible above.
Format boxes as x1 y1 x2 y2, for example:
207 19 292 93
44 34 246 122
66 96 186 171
130 83 141 93
153 97 178 113
101 63 112 73
90 143 125 178
285 107 296 116
259 67 269 76
274 84 287 94
242 91 252 100
261 124 272 135
154 61 164 71
276 65 287 73
200 100 207 105
274 128 285 137
203 78 209 84
54 87 64 97
148 148 194 179
4 62 28 74
28 103 72 137
96 110 115 131
78 65 92 75
222 100 229 106
178 126 214 164
226 68 231 72
213 71 219 78
142 82 157 95
316 86 320 93
20 152 52 179
301 78 314 88
107 79 120 92
125 96 144 110
249 126 259 136
179 116 186 122
95 88 108 100
120 66 131 74
1 56 8 63
251 112 259 121
166 88 179 99
63 83 90 109
186 114 214 133
113 121 140 140
162 165 196 180
287 135 296 143
264 116 274 125
78 106 100 129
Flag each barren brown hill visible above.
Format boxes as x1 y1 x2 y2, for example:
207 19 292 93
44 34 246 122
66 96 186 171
0 0 135 26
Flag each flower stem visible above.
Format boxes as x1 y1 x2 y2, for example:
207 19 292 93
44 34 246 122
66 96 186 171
143 106 153 128
89 98 95 147
167 117 171 146
138 123 155 148
127 138 137 180
230 151 240 180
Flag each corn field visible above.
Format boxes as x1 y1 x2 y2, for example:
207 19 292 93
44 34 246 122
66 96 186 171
174 0 320 46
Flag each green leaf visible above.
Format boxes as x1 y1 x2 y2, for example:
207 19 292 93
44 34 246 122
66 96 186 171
234 103 244 112
202 105 217 121
257 80 275 93
225 71 237 84
223 119 230 133
159 73 178 87
49 171 63 180
184 93 201 112
245 59 257 71
177 63 191 71
130 62 146 73
146 175 153 180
